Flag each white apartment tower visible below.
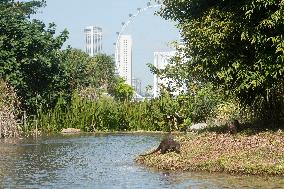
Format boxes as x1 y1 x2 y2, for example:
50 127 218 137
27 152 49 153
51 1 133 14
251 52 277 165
84 26 103 56
153 51 176 98
116 35 132 86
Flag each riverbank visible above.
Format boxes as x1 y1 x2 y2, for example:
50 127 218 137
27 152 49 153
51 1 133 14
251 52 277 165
135 131 284 176
3 133 284 188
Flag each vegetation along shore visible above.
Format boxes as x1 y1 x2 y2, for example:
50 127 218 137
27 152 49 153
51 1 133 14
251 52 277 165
1 0 284 178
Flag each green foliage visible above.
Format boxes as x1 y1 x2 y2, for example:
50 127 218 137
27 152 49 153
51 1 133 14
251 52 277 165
148 55 225 125
61 48 94 91
0 0 69 113
158 0 284 124
30 93 117 132
61 50 117 94
0 0 119 116
188 84 224 123
148 50 191 94
112 78 135 102
30 92 187 132
214 100 241 125
92 54 117 93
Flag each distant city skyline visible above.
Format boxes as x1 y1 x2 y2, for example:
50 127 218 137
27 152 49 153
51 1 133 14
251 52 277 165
84 26 103 56
153 51 176 98
116 35 133 86
153 50 187 98
33 0 179 91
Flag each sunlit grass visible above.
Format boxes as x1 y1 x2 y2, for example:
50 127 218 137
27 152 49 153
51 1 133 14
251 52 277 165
136 131 284 176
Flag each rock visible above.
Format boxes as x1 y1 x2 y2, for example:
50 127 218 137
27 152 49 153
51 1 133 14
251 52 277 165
189 123 208 131
61 128 81 134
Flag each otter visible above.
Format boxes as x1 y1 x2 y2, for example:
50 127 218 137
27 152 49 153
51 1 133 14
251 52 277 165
140 135 181 156
228 119 239 134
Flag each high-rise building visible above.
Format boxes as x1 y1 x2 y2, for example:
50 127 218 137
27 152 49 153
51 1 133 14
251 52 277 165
116 35 132 86
153 51 187 98
84 26 102 56
153 51 175 98
132 78 142 95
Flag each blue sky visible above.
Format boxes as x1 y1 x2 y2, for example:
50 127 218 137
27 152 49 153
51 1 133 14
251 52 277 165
33 0 179 91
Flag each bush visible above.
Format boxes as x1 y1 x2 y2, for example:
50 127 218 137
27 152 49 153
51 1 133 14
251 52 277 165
0 80 20 138
31 91 179 133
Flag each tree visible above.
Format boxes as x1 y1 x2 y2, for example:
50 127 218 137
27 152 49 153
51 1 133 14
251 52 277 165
61 49 117 92
0 0 69 113
145 85 153 97
158 0 284 123
61 48 94 91
91 54 117 93
112 78 134 102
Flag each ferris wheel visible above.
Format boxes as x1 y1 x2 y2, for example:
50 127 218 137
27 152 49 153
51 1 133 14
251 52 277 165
114 1 163 74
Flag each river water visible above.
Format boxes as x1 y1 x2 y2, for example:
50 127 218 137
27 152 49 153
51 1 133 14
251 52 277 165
0 133 284 188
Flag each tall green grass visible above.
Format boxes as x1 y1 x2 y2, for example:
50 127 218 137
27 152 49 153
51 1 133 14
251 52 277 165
28 93 172 133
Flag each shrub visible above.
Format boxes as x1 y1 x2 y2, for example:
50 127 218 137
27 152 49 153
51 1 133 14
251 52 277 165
0 80 20 138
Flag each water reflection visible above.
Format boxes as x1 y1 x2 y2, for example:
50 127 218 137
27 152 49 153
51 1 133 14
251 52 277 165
0 134 284 189
159 171 284 189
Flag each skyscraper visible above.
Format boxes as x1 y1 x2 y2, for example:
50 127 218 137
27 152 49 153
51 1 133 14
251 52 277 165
153 51 183 98
116 35 132 86
84 26 102 56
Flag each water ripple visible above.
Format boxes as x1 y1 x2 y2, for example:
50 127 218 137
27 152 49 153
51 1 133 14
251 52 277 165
0 134 284 188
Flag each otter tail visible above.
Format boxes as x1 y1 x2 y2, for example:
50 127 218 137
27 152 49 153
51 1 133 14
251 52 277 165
139 147 160 156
